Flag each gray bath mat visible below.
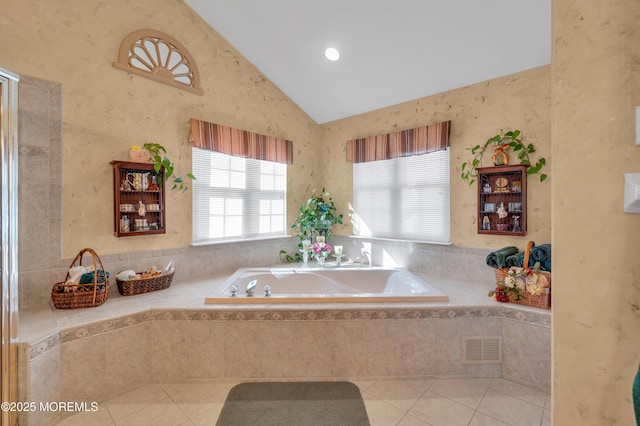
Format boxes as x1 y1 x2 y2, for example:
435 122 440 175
216 381 370 426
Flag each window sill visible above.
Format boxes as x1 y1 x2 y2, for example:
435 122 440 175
348 235 452 246
191 234 291 247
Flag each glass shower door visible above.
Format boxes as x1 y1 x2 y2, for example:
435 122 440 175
0 67 19 426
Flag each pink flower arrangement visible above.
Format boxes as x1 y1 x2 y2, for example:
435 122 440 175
311 242 332 256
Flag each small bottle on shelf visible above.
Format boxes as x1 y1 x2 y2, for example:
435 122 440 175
121 215 130 233
148 175 159 191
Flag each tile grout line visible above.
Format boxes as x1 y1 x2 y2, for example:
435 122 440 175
108 385 172 426
394 378 434 425
473 377 495 425
59 377 547 426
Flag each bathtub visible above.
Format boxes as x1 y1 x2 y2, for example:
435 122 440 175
204 266 449 304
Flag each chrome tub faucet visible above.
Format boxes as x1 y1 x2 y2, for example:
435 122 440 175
246 279 257 297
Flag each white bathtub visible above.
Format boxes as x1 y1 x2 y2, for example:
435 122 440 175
204 266 449 304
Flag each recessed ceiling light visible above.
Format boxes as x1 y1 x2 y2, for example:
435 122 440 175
325 47 340 61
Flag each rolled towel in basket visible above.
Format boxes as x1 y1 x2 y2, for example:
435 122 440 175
486 246 519 269
66 266 87 285
79 270 110 284
530 244 551 263
506 252 525 267
541 258 552 272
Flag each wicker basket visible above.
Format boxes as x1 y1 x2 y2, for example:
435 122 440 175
494 241 551 310
116 271 174 296
51 248 109 309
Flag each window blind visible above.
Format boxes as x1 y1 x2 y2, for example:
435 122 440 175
192 148 287 244
352 148 450 243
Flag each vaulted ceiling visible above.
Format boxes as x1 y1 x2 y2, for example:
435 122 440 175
185 0 551 124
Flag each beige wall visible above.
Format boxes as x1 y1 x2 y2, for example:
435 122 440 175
320 66 551 248
552 0 640 424
0 0 551 256
7 0 640 423
0 0 319 257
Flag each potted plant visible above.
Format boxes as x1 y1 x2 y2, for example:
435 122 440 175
138 143 196 192
292 188 343 241
280 188 344 263
460 129 547 185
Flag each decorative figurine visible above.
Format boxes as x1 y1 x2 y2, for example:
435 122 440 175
495 177 509 193
482 215 491 230
483 183 492 194
121 178 133 191
497 202 508 219
512 216 521 233
492 142 511 165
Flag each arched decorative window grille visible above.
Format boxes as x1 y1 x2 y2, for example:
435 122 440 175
113 29 203 95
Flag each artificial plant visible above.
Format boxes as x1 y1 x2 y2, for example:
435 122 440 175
460 129 547 185
142 142 196 192
280 188 344 263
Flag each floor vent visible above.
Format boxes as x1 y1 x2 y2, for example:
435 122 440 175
461 336 502 364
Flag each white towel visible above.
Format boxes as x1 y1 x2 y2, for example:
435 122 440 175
66 266 87 284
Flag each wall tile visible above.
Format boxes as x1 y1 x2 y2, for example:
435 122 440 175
221 322 262 378
18 85 49 148
60 333 109 402
104 323 151 398
28 345 61 426
501 319 550 391
259 321 332 378
19 270 52 308
149 321 187 383
182 321 225 380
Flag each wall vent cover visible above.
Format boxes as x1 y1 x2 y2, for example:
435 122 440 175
461 336 502 364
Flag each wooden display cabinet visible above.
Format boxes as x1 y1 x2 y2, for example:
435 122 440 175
111 161 166 237
477 165 527 236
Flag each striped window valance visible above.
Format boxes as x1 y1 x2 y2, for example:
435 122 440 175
189 118 293 164
346 120 451 163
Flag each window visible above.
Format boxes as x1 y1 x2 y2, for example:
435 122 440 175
352 148 450 243
192 148 286 244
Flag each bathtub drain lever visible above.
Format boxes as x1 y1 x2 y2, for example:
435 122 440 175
264 285 271 297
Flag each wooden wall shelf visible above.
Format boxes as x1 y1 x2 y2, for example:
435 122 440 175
476 165 527 236
111 161 166 237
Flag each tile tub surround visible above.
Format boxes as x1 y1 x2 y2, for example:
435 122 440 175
18 272 550 425
19 232 496 308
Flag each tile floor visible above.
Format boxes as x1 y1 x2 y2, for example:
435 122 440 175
57 377 550 426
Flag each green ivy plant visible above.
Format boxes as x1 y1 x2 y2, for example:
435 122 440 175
143 143 196 192
291 188 343 241
460 129 547 185
280 188 344 263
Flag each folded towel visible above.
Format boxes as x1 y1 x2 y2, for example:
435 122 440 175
486 246 519 269
634 363 640 426
506 252 525 267
66 266 87 285
530 244 551 263
79 270 110 284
